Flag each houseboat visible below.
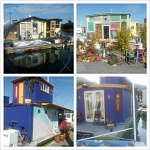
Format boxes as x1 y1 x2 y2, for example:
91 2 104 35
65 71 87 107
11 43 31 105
4 77 73 146
77 77 138 124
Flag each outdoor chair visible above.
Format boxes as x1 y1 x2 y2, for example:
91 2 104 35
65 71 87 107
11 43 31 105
125 49 135 65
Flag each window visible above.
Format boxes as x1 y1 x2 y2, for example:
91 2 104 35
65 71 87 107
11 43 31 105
33 22 38 35
121 15 127 19
114 92 122 112
14 84 19 99
40 82 50 94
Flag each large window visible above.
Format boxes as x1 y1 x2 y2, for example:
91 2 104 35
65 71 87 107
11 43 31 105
114 92 122 112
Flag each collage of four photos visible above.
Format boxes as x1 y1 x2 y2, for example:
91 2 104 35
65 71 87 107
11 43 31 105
1 1 149 149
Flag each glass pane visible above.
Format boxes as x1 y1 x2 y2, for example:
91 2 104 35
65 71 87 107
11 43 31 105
85 93 93 119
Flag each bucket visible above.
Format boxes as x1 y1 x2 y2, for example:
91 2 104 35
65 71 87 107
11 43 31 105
25 99 31 104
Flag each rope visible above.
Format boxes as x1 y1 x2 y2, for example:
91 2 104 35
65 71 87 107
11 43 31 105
59 53 71 73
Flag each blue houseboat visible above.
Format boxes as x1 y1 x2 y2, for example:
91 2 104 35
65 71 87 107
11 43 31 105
77 77 138 124
4 77 72 143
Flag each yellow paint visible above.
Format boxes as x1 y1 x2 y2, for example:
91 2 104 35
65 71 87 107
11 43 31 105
18 82 24 104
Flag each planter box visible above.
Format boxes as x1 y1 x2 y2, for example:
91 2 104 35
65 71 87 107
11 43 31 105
107 123 114 129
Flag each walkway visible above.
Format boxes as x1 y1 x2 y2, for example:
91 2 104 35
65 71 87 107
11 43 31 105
77 60 146 74
48 132 74 147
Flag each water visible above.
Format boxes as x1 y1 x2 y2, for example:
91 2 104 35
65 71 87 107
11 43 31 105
124 114 147 146
137 115 147 145
4 46 74 74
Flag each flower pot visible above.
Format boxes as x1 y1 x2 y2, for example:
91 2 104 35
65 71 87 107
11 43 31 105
77 57 83 62
61 135 65 141
90 55 95 62
55 135 61 143
107 123 114 129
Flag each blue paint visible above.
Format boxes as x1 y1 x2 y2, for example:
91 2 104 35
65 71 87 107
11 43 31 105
4 105 33 142
100 77 132 87
77 83 138 123
4 96 10 105
12 78 53 104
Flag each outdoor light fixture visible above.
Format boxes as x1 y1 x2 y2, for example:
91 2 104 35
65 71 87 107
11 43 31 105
82 84 89 88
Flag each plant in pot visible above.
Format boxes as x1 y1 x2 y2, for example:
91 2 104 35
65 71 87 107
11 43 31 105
24 77 38 103
106 118 114 129
108 57 115 65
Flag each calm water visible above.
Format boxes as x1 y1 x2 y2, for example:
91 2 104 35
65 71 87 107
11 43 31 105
4 46 74 74
137 115 147 145
124 114 147 145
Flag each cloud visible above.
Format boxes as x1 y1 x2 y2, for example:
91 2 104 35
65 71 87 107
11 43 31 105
125 4 141 13
5 4 73 18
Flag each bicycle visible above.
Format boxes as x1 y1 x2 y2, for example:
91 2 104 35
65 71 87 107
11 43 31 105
18 126 31 145
4 120 18 130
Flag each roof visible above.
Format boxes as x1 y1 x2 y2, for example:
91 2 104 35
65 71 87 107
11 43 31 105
13 16 62 23
11 77 54 88
4 102 73 112
86 12 131 18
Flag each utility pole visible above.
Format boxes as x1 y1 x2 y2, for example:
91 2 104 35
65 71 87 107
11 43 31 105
9 12 12 24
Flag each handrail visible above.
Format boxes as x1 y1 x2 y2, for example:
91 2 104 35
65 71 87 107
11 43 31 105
77 128 133 142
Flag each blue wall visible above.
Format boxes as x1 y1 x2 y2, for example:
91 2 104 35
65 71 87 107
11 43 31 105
24 80 53 103
100 77 132 87
4 96 10 105
77 88 85 123
4 105 33 142
77 85 135 123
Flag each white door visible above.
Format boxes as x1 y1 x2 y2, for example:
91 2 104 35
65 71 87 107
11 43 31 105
84 90 105 122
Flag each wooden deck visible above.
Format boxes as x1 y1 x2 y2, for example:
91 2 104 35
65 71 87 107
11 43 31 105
5 42 73 55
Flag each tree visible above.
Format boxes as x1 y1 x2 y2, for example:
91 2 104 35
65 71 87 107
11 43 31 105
115 26 131 55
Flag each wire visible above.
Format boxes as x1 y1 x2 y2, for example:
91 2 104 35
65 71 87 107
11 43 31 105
59 53 71 73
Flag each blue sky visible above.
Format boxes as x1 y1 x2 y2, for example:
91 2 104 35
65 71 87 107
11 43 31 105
77 3 147 26
4 4 74 24
4 76 74 110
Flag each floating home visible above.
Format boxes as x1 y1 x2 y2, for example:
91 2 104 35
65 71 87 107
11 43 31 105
86 12 137 39
4 77 73 142
77 77 138 123
5 16 62 40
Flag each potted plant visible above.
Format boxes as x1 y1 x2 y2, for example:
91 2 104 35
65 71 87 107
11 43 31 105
106 118 114 129
24 78 38 104
108 57 115 65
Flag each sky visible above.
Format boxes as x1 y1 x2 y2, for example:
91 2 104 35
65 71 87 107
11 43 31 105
4 76 74 110
77 3 147 26
80 75 148 86
4 4 74 24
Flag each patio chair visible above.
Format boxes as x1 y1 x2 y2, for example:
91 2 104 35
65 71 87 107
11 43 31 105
125 49 135 65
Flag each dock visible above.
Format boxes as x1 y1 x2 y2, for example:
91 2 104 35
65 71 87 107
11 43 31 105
4 37 74 55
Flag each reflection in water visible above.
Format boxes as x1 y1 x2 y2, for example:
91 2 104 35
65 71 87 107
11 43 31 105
7 49 60 68
122 115 147 146
4 47 73 73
